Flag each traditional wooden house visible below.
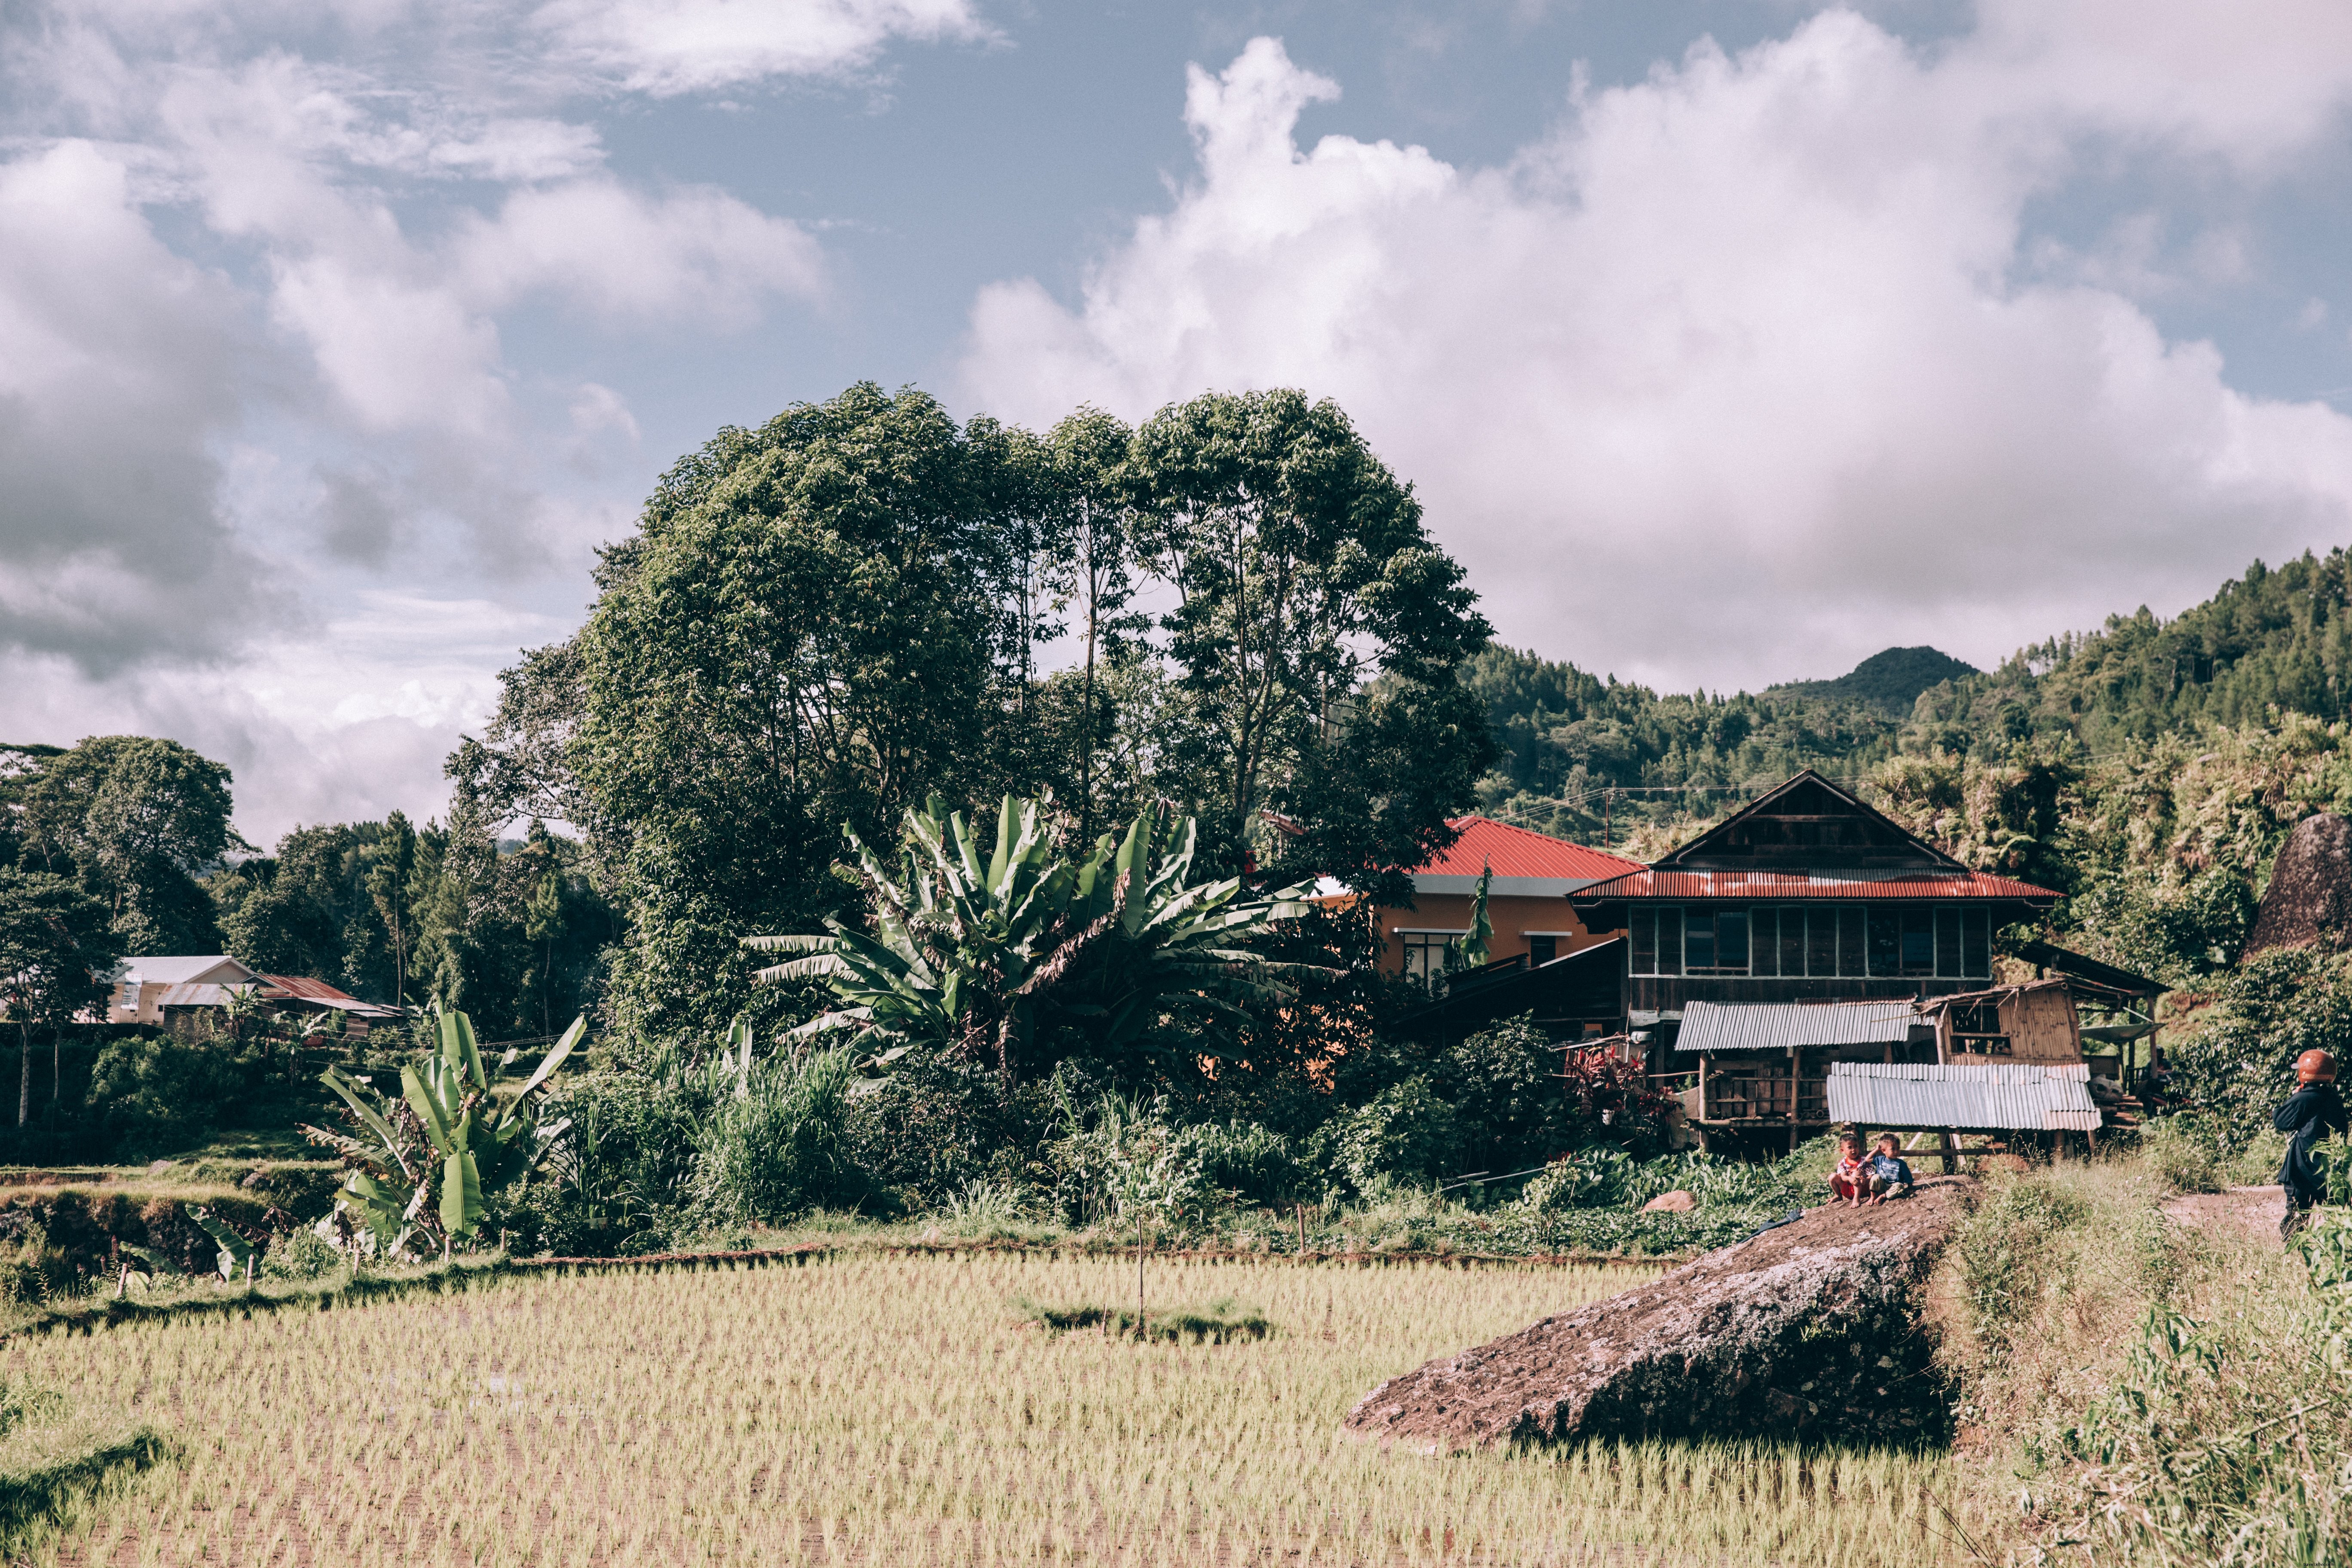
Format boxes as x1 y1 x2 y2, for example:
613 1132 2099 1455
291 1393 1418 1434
1566 770 2066 1150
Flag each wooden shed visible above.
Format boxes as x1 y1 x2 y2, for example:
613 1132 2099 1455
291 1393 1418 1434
1914 979 2082 1066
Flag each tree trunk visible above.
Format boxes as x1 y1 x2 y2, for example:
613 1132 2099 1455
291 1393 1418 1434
17 1022 29 1127
51 1025 61 1103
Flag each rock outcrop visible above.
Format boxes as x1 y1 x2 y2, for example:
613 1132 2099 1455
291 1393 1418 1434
1344 1178 1971 1453
2245 813 2352 959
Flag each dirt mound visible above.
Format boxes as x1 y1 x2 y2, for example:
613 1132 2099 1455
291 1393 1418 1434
2247 814 2352 958
1343 1179 1972 1454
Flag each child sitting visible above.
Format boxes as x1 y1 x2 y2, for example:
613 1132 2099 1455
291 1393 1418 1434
1866 1133 1913 1204
1828 1134 1868 1207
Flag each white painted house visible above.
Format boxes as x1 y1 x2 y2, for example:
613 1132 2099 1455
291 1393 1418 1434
107 956 261 1026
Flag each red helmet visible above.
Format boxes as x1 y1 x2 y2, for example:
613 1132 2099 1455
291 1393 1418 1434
2297 1049 2337 1084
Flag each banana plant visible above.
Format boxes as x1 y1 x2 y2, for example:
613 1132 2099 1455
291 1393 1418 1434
747 794 1320 1077
190 1210 252 1283
304 1008 585 1255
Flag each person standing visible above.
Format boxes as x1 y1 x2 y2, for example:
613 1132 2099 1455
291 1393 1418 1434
2276 1048 2348 1240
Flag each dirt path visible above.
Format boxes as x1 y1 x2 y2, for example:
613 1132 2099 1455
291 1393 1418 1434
2160 1185 2285 1242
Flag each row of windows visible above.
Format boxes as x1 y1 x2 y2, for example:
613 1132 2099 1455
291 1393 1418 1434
1628 904 1994 979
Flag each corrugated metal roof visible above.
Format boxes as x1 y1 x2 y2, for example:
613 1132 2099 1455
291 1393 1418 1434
156 983 239 1008
1826 1061 2101 1131
1675 999 1924 1053
1416 818 1643 882
1571 868 2060 902
118 956 259 986
259 974 403 1017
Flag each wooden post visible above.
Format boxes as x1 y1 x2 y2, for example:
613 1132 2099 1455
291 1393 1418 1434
1938 1129 1956 1176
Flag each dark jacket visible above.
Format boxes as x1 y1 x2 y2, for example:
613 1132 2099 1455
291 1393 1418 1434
2275 1081 2349 1204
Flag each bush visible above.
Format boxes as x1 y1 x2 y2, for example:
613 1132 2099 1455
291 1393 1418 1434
2168 946 2352 1146
1181 1121 1299 1209
1307 1077 1462 1197
84 1033 265 1158
260 1227 342 1282
692 1048 872 1227
520 1062 710 1254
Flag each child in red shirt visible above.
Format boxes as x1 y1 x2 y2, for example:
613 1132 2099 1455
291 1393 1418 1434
1828 1134 1868 1207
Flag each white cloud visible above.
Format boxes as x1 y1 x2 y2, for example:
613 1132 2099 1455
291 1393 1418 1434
532 0 989 96
0 139 264 671
457 178 827 325
959 18 2352 689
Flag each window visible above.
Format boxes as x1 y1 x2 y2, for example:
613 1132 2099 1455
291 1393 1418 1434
1684 910 1715 971
1528 935 1558 967
1400 932 1461 992
1628 907 1687 976
1779 906 1807 976
1837 907 1867 977
1961 906 1991 977
1750 908 1778 977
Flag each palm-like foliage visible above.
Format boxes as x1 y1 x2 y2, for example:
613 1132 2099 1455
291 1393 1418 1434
746 795 1319 1077
304 1007 584 1255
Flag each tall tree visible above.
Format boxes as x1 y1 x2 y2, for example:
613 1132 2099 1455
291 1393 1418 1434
1130 390 1494 894
0 870 120 1124
18 736 244 952
1045 408 1148 842
575 383 1009 1044
364 811 419 1005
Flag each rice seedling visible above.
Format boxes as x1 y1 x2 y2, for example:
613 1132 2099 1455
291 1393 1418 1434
4 1253 1987 1566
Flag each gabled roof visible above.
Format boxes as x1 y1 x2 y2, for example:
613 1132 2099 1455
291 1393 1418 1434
1654 769 1963 873
1408 817 1641 897
117 956 259 987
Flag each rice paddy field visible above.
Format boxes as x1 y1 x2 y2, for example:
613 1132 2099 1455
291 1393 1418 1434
3 1253 1988 1567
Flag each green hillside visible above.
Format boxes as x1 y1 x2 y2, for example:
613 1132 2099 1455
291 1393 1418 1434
1473 548 2352 845
1767 645 1977 715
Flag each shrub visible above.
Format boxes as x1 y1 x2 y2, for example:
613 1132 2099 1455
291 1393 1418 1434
692 1048 871 1227
2167 946 2352 1146
1305 1076 1463 1197
260 1227 342 1282
85 1033 266 1158
1181 1121 1299 1209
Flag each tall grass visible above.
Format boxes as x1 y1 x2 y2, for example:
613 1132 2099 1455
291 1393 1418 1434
1935 1146 2350 1564
3 1252 1983 1566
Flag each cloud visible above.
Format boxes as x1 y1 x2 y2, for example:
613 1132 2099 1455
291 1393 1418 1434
0 591 576 843
0 139 265 672
457 178 827 325
532 0 989 96
959 18 2352 689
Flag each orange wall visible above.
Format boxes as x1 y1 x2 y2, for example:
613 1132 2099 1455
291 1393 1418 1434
1371 894 1620 973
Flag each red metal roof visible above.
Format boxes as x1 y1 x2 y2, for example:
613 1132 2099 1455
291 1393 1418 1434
259 974 404 1017
1570 868 2060 902
1417 818 1644 882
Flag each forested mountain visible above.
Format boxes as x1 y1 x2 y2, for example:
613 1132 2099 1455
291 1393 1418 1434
1471 549 2352 853
1767 646 1977 715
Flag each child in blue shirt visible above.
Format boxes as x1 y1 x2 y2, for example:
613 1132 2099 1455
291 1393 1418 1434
1866 1134 1912 1204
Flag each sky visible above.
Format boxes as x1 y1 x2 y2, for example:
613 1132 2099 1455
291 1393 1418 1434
4 0 2352 844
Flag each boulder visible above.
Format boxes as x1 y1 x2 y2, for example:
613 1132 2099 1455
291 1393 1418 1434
1640 1190 1695 1213
1344 1177 1971 1453
2246 813 2352 959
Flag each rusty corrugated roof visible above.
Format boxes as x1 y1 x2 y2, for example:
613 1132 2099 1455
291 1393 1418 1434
1416 817 1642 882
260 974 404 1018
1571 868 2060 902
1826 1061 2101 1131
